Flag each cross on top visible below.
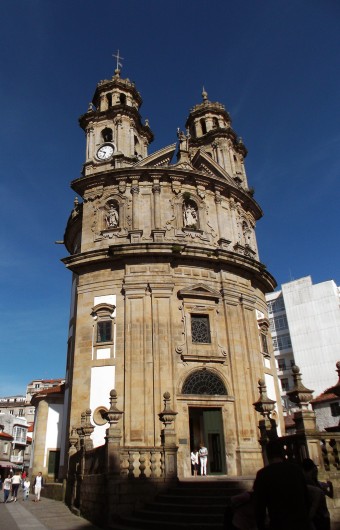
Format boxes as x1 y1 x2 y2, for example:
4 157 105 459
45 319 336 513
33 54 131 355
113 50 124 72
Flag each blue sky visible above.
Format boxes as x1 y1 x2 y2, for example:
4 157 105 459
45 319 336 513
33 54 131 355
1 0 339 396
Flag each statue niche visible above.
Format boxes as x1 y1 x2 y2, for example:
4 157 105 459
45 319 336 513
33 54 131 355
105 202 119 229
183 200 198 229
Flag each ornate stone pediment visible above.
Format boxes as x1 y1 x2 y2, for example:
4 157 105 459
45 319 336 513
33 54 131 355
178 283 221 301
191 149 236 186
133 143 176 168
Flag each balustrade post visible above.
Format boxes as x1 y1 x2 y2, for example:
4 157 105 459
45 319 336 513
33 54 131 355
158 392 178 479
253 379 277 463
104 389 124 474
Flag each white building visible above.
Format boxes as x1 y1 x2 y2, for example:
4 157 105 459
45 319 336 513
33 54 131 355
266 276 340 409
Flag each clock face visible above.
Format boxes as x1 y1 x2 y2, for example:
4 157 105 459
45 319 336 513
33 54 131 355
96 144 114 161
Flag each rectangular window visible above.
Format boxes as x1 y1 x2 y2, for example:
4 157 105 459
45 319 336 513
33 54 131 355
270 315 288 332
261 333 269 354
97 320 112 343
272 334 292 351
281 378 289 391
330 402 340 417
3 442 8 454
268 297 285 314
19 409 24 417
9 409 14 415
191 314 211 344
278 359 286 371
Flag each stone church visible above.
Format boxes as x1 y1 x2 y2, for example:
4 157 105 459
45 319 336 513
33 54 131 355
60 63 281 480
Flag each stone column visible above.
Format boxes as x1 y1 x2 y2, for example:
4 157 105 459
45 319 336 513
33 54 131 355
151 179 165 242
129 179 143 242
131 180 139 229
215 188 230 249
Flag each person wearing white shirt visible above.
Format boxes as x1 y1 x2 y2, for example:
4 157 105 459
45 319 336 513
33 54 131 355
33 472 44 502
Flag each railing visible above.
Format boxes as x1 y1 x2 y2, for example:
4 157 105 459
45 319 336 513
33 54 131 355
74 444 165 478
277 432 340 473
10 455 23 463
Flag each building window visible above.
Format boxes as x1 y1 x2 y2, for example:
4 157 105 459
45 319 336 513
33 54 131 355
261 333 269 354
270 315 288 332
272 334 292 351
13 426 26 444
97 320 112 343
182 370 227 395
191 314 211 344
18 409 24 417
278 359 286 371
330 402 340 417
3 442 8 454
200 118 207 135
101 127 113 142
281 378 289 391
9 409 14 415
268 296 285 314
35 384 40 389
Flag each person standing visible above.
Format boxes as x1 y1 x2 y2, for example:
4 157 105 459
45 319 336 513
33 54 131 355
11 471 21 502
199 443 208 476
23 476 30 501
190 448 199 476
302 458 332 530
253 439 310 530
3 474 12 503
33 472 44 502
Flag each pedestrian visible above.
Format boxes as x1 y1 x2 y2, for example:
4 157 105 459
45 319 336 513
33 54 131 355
302 458 331 530
190 448 199 476
33 471 44 502
253 439 310 530
199 443 208 476
23 477 30 501
3 474 12 503
11 471 21 502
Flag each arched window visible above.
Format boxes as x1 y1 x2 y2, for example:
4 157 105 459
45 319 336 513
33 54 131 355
106 93 112 107
200 118 207 135
182 370 227 395
102 128 113 142
120 93 127 105
212 117 219 129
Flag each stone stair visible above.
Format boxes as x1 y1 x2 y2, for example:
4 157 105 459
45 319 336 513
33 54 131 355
109 477 254 530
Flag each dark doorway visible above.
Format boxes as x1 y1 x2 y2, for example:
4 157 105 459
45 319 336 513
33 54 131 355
189 407 226 474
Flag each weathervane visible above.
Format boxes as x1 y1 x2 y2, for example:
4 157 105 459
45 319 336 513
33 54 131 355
112 50 124 75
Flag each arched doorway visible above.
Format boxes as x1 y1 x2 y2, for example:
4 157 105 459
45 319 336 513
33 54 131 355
182 370 227 475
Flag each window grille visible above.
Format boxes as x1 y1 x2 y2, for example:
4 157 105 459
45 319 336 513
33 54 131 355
182 370 227 395
191 314 211 343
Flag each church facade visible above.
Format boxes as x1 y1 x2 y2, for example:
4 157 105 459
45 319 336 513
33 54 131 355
61 65 280 479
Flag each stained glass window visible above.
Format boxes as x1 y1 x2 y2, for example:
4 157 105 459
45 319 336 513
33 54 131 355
182 370 227 395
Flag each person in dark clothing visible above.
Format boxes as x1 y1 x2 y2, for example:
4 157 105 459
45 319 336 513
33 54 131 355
302 458 331 530
253 439 311 530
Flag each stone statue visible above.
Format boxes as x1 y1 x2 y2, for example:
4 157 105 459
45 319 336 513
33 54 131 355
106 205 119 228
183 203 198 227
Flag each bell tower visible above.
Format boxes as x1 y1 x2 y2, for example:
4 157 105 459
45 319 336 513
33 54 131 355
186 88 248 189
79 59 154 176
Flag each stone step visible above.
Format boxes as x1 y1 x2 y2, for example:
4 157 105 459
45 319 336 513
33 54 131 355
108 478 252 530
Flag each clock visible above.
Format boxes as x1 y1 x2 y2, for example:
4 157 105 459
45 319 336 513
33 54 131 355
96 144 114 161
